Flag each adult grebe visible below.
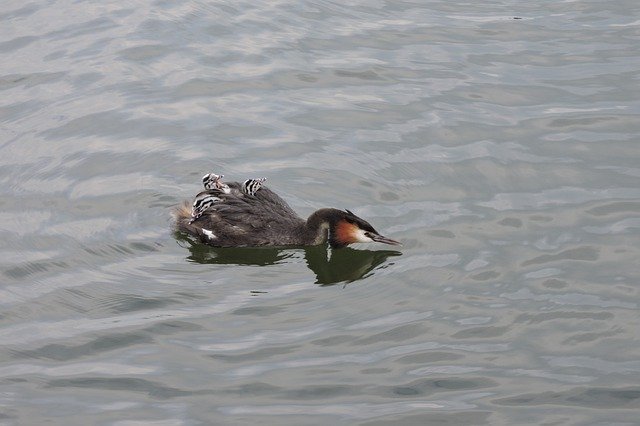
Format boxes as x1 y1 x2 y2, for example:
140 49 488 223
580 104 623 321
173 173 401 248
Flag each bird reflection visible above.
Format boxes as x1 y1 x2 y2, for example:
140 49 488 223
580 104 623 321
304 245 402 286
176 233 401 285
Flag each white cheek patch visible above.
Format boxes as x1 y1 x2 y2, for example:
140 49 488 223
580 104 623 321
354 228 373 243
202 229 217 240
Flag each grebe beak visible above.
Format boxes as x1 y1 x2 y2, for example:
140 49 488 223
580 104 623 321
369 232 402 246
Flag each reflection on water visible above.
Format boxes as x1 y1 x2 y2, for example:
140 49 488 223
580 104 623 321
177 233 401 285
304 245 402 286
179 234 294 266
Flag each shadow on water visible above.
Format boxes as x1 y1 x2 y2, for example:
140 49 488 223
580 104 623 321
175 233 401 285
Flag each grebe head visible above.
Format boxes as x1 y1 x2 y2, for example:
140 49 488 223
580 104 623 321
242 177 267 196
328 209 401 248
202 173 231 193
189 192 222 224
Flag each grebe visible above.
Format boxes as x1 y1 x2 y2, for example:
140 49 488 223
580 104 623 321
173 173 401 248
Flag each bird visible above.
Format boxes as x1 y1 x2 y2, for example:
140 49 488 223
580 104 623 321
173 173 401 248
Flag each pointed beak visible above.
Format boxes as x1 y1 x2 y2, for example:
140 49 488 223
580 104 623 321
369 233 402 246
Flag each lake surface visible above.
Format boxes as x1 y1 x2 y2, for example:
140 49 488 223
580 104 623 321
1 0 640 424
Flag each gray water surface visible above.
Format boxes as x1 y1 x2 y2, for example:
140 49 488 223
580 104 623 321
2 0 640 424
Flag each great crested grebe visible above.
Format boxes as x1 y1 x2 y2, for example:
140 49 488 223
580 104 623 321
173 173 401 248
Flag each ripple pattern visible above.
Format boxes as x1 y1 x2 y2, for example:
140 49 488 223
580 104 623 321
1 0 639 424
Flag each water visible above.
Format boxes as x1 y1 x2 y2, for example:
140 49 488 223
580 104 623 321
1 0 640 424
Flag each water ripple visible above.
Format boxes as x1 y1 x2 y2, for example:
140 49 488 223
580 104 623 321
1 0 639 424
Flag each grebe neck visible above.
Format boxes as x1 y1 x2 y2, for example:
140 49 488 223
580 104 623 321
303 208 342 246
